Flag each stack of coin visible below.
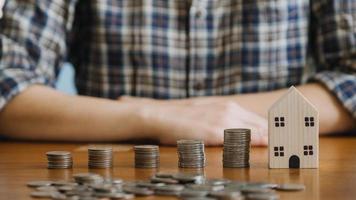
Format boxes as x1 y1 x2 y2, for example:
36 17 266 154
177 140 205 168
134 145 160 168
46 151 73 169
223 128 251 168
88 146 113 168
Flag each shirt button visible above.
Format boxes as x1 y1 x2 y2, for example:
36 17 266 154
340 14 352 30
193 82 204 90
195 8 206 19
196 10 203 18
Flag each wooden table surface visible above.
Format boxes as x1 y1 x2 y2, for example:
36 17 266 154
0 137 356 200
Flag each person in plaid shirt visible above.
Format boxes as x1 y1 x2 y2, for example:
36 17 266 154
0 1 354 145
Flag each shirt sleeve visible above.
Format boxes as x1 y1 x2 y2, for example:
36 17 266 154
310 0 356 119
0 0 77 111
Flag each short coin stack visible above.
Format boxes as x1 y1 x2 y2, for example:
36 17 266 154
88 146 113 168
134 145 160 168
177 140 206 168
223 128 251 168
46 151 72 169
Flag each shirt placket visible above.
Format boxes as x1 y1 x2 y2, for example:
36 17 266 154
188 0 209 97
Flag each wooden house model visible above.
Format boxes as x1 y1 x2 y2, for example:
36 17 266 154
268 86 319 168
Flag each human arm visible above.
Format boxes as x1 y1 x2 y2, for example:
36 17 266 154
221 83 355 134
0 1 146 142
168 0 356 136
0 85 147 141
119 82 354 147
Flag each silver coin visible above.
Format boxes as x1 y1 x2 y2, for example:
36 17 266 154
30 191 53 198
151 176 179 184
247 182 279 189
51 180 75 186
51 192 67 200
122 193 135 199
154 184 185 192
209 190 243 199
173 173 205 183
36 186 58 192
123 186 154 196
46 151 71 156
241 186 275 194
275 183 305 191
154 189 181 196
27 181 53 187
180 189 208 197
186 183 224 191
136 181 165 189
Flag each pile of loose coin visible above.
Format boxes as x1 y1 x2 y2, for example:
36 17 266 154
177 140 206 168
46 151 73 169
223 128 251 168
134 145 160 168
88 146 113 168
27 172 306 200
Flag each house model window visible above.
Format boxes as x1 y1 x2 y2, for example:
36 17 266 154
303 145 313 156
274 146 284 157
274 117 285 127
304 117 314 127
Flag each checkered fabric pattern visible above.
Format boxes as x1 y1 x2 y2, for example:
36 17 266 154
0 0 355 118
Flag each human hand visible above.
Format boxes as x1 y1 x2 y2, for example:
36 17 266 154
119 97 268 146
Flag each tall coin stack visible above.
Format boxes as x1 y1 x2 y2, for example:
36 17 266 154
46 151 73 169
88 146 113 168
177 140 206 168
223 128 251 168
134 145 160 168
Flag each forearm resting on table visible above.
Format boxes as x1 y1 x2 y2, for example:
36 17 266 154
230 83 355 134
0 85 145 141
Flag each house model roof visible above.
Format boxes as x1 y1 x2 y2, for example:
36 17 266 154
269 86 317 113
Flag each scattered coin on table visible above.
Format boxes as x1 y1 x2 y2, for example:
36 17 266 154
34 136 308 199
27 172 305 200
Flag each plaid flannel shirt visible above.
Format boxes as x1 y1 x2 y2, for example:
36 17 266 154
0 0 355 118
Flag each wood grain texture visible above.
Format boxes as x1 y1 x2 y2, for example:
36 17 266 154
0 137 356 200
269 87 319 168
